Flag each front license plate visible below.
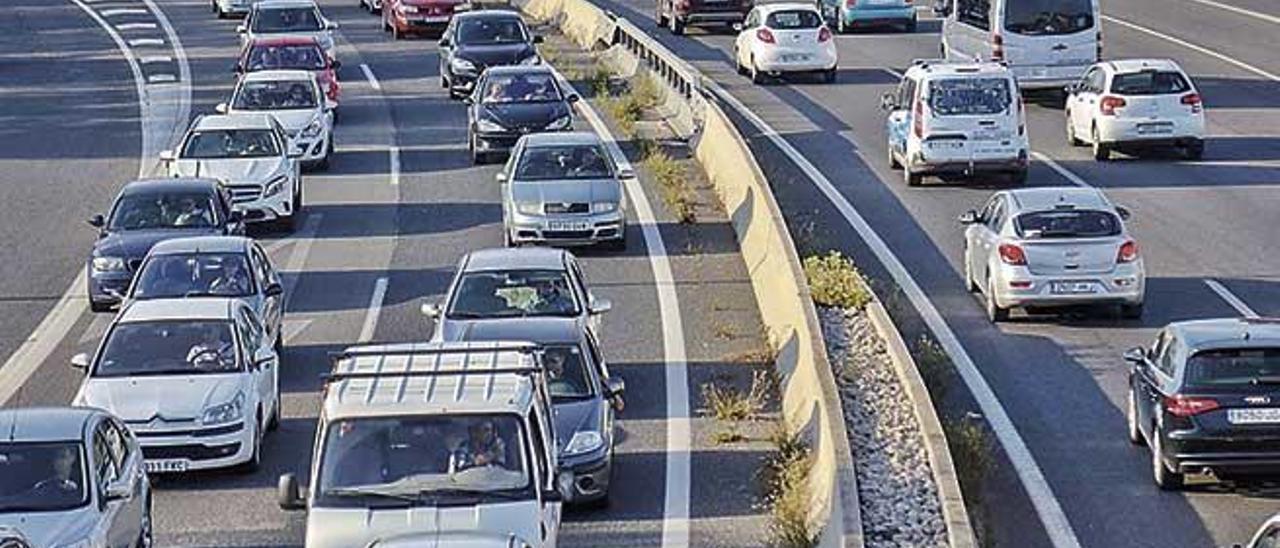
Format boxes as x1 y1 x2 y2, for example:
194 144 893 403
1051 281 1097 295
1228 408 1280 424
421 15 450 22
547 221 589 232
145 459 189 473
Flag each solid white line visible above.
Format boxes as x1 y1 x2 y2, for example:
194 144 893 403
1182 0 1280 25
127 38 163 47
554 68 691 548
115 22 158 30
360 63 382 91
1204 279 1259 318
1102 15 1280 82
712 83 1083 548
100 7 147 16
1032 152 1091 187
389 146 400 186
359 277 389 343
0 275 87 405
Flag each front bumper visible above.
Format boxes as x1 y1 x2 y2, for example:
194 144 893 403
87 268 133 308
448 69 480 94
475 125 570 152
680 11 747 24
563 453 612 502
225 181 296 223
389 11 454 32
991 265 1145 309
290 132 330 164
1096 116 1205 147
508 210 626 247
134 421 252 472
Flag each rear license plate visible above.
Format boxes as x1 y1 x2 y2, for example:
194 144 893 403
928 140 963 150
1228 408 1280 424
781 54 810 63
1050 281 1097 295
547 221 590 232
145 459 189 473
1137 123 1173 135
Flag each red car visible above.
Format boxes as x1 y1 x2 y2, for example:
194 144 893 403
235 36 341 107
382 0 465 39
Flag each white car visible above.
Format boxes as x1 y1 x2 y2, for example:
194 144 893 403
220 69 335 170
733 2 837 84
72 298 281 473
1065 59 1206 161
940 0 1100 91
239 0 338 59
162 113 303 229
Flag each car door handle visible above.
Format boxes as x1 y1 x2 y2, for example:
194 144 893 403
1052 44 1068 51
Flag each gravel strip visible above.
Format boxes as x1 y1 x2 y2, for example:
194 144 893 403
819 306 948 548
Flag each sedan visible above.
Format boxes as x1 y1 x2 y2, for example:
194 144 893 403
1126 318 1280 489
959 186 1144 321
1065 58 1206 161
0 407 152 548
500 132 628 249
467 65 576 163
383 0 464 39
440 10 542 99
239 0 338 59
734 3 837 84
86 178 244 312
220 69 335 170
235 36 342 109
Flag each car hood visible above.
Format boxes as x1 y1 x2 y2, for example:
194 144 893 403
76 374 246 422
93 228 222 262
456 43 536 68
304 502 541 548
257 109 320 133
170 157 285 185
510 178 621 206
553 398 602 453
0 511 95 547
479 101 568 131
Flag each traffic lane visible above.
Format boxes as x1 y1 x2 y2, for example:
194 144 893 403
0 0 141 369
1101 0 1280 78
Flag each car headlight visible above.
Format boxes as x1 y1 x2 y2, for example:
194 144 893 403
91 256 126 273
263 174 288 198
476 117 505 133
546 114 571 130
515 202 542 215
591 201 618 214
563 430 604 456
519 54 541 66
450 57 477 73
201 392 245 426
301 117 325 138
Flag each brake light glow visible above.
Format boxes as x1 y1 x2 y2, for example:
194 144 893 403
912 99 923 138
998 243 1026 265
1099 95 1126 116
756 28 776 44
818 26 832 42
845 0 856 7
1162 395 1219 417
1181 92 1202 113
1117 240 1139 263
991 32 1004 62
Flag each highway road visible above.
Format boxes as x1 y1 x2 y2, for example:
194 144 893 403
585 0 1280 545
0 0 775 546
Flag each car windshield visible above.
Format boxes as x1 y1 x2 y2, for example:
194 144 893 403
1186 348 1280 389
1004 0 1093 36
233 80 317 110
316 415 530 503
456 18 527 44
514 145 611 181
928 78 1011 115
480 73 559 104
109 191 219 230
247 44 327 70
1014 209 1120 239
252 7 323 33
0 442 89 512
543 344 594 399
133 253 255 299
1110 70 1191 96
181 129 280 159
766 10 822 29
95 320 240 377
448 269 580 319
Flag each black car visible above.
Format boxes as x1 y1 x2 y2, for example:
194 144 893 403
1126 317 1280 489
438 10 542 100
466 65 577 164
86 178 243 312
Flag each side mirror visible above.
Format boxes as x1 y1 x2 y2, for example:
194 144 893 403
71 353 90 371
552 470 574 504
88 214 105 228
589 298 613 315
265 282 284 297
495 172 507 183
420 301 442 318
236 24 247 34
103 478 132 501
215 102 229 114
277 473 305 510
605 376 626 397
932 0 952 16
566 94 581 103
1115 206 1131 221
158 149 175 163
533 35 544 44
438 38 452 48
879 92 897 111
1123 346 1149 365
731 23 743 32
617 168 634 179
232 63 244 74
957 210 980 224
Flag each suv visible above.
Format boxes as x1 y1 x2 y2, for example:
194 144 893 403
655 0 749 35
882 60 1029 186
277 342 572 548
939 0 1100 91
220 70 335 170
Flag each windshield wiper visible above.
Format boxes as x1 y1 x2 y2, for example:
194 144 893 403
428 487 526 502
327 486 421 503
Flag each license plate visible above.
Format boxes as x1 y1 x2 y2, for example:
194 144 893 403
419 15 450 22
1051 281 1097 295
929 141 963 150
781 54 810 63
1137 123 1173 135
1228 408 1280 424
547 221 589 232
145 459 189 473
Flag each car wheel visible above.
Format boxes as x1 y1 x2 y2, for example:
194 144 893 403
904 15 917 32
1182 140 1205 161
904 164 922 186
887 143 901 169
656 2 668 26
383 16 392 32
1009 168 1028 185
985 276 1009 322
136 495 153 548
239 411 263 473
1151 432 1184 490
267 397 281 431
963 247 978 293
392 23 403 39
1066 113 1084 146
1092 126 1110 161
822 68 837 84
750 57 767 85
669 14 685 35
1126 386 1143 445
734 48 746 75
837 14 848 34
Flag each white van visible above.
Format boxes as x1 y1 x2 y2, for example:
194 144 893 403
939 0 1101 90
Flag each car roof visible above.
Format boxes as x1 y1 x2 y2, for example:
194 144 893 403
756 2 820 14
1105 58 1182 74
241 69 316 82
1006 187 1111 212
249 36 322 47
1170 318 1280 352
119 298 238 323
462 247 569 272
121 177 221 195
255 0 318 9
148 235 253 256
323 342 542 419
192 113 276 131
520 131 601 147
454 317 584 346
0 407 98 443
484 64 553 77
453 9 523 20
909 60 1012 78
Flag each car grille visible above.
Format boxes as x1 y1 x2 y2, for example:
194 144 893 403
142 442 241 461
225 183 264 204
132 422 245 438
544 202 589 214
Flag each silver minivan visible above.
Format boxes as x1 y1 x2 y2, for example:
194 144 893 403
939 0 1100 90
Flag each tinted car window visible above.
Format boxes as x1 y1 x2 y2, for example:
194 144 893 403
1004 0 1093 36
928 77 1011 116
480 73 560 104
1014 210 1120 239
766 10 822 29
134 253 255 299
0 442 89 511
247 43 327 70
95 320 240 377
252 7 322 33
514 145 612 181
182 129 280 159
448 269 580 318
110 191 218 230
456 18 527 44
1185 348 1280 389
1110 71 1191 96
544 344 594 399
234 80 318 110
955 0 990 30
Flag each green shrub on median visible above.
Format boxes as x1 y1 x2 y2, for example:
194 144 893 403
803 251 870 310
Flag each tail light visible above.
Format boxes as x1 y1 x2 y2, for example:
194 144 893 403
818 27 832 42
845 0 856 7
1096 31 1103 61
912 99 923 138
1117 240 1138 263
756 28 776 44
1099 95 1126 116
1181 92 1202 113
998 243 1026 265
991 32 1004 62
1162 395 1219 417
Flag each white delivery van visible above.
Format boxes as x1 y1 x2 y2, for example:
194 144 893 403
940 0 1101 90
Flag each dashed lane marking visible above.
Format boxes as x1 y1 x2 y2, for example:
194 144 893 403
1204 279 1260 318
359 63 381 91
127 38 164 47
115 22 158 30
358 277 389 343
100 8 148 16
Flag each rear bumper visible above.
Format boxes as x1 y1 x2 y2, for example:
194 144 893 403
679 11 746 24
755 50 838 74
1165 435 1280 475
907 148 1028 176
842 5 915 24
1096 117 1205 147
990 263 1145 309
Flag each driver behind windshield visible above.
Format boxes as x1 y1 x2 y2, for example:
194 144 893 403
532 278 574 315
27 446 84 506
450 419 508 471
207 257 251 296
185 323 235 369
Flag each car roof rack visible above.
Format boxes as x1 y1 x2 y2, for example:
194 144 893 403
323 343 544 384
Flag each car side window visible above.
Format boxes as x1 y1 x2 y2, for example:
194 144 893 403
984 197 1005 231
1089 70 1107 93
1150 331 1175 377
98 421 127 478
745 10 759 28
956 0 990 30
108 419 134 468
568 260 590 307
250 245 276 290
1257 527 1280 548
585 329 610 381
897 77 917 110
92 428 118 489
238 307 265 352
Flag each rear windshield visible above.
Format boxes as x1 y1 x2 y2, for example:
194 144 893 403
1185 348 1280 388
928 78 1012 116
252 7 323 33
1004 0 1094 36
766 10 822 29
247 44 327 71
1014 209 1120 239
1109 71 1191 96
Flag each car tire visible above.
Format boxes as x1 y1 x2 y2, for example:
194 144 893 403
904 164 922 186
607 228 627 251
1126 387 1143 445
750 58 767 85
90 300 113 313
1121 302 1144 320
267 398 281 432
837 15 848 34
963 248 979 293
383 16 392 32
1092 126 1110 161
1066 114 1084 146
734 48 746 75
503 228 515 248
985 276 1009 322
1151 432 1184 490
392 24 403 39
887 144 901 169
136 495 153 548
238 412 263 474
1182 140 1204 161
656 2 669 27
822 68 837 84
669 14 685 35
904 15 917 33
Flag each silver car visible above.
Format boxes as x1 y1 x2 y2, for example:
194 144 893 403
959 186 1145 321
0 407 153 548
499 132 629 249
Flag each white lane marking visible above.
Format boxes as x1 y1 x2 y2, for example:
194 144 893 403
359 277 389 343
115 22 158 30
1182 0 1280 25
1102 15 1280 82
360 63 382 91
0 274 87 405
127 38 164 47
711 83 1083 548
139 0 192 164
389 146 401 186
554 68 691 548
147 74 176 84
100 7 148 16
282 319 314 345
1032 152 1091 187
139 55 171 64
1204 279 1260 318
282 214 323 308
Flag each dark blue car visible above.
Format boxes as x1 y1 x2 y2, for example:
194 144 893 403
86 178 243 312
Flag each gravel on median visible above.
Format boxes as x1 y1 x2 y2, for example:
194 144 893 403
819 306 948 548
